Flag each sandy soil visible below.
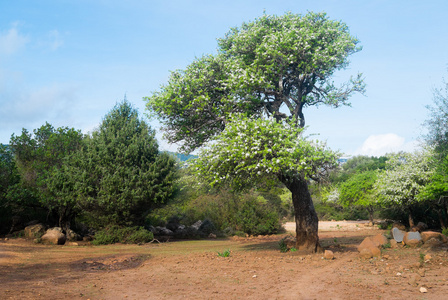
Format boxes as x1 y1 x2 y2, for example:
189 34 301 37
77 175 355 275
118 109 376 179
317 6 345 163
1 221 448 299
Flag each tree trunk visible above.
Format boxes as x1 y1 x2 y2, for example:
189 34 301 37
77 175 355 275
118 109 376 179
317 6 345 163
367 206 374 225
437 209 447 229
281 175 320 253
408 207 415 228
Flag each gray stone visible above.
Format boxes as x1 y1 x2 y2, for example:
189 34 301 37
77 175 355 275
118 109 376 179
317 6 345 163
403 231 422 245
190 220 203 230
24 224 46 239
392 227 405 242
66 229 81 241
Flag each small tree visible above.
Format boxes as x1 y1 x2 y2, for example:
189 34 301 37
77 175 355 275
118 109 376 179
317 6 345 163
375 150 434 227
338 170 378 224
66 101 178 227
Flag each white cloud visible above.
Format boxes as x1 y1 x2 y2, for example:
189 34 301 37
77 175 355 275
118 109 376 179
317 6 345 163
353 133 419 157
0 24 28 55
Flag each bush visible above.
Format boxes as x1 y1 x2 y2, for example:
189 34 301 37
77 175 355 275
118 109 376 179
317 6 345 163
92 226 153 245
146 189 282 236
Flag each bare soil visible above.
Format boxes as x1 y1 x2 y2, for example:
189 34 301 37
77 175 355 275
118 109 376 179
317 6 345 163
1 221 448 299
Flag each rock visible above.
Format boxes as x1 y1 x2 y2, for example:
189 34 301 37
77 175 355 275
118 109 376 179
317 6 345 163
66 242 79 246
208 233 217 239
416 222 428 232
390 239 398 248
403 231 422 246
324 250 334 260
41 228 66 245
424 254 432 261
393 222 406 230
419 287 428 293
392 227 406 243
66 229 81 241
359 248 373 259
358 237 381 258
371 234 388 247
422 238 442 248
24 224 46 239
406 239 421 247
421 231 448 243
157 227 173 236
190 220 203 230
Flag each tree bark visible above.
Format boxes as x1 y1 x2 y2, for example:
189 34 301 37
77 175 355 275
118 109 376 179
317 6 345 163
408 207 415 228
281 175 320 253
367 206 374 225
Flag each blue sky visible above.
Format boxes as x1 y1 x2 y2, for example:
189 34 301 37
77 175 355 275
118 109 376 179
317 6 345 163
1 0 447 156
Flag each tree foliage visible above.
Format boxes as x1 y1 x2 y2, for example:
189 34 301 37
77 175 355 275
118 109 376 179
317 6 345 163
146 12 365 153
8 123 84 229
375 150 434 226
64 101 179 227
338 170 378 223
191 115 338 190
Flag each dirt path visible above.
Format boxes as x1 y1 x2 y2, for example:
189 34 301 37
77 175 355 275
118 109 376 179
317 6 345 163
1 221 448 299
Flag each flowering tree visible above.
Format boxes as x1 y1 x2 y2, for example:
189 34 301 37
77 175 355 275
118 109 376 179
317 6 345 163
192 115 338 250
146 12 364 252
375 151 434 227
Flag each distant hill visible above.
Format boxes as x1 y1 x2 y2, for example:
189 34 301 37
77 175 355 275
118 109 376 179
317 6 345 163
165 151 197 162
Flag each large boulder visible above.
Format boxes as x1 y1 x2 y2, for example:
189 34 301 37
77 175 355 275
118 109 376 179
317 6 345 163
41 228 66 245
371 234 388 247
24 224 46 239
358 237 381 259
392 227 406 242
421 231 448 243
403 231 422 247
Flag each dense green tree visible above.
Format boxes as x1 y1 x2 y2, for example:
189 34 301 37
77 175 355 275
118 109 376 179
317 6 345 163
418 154 448 228
338 170 378 224
66 101 178 227
329 155 387 184
146 12 364 252
375 151 434 227
8 124 84 230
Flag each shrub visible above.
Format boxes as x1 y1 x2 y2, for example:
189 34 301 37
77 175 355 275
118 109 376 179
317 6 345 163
442 228 448 236
92 226 153 245
217 249 231 257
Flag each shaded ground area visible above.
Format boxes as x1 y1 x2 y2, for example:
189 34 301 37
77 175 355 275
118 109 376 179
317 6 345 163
1 221 448 299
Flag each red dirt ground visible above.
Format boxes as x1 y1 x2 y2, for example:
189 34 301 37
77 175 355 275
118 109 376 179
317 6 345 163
1 221 447 299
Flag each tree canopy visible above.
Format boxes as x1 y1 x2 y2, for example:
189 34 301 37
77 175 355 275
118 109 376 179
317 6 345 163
375 150 434 226
65 101 179 227
146 12 365 153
